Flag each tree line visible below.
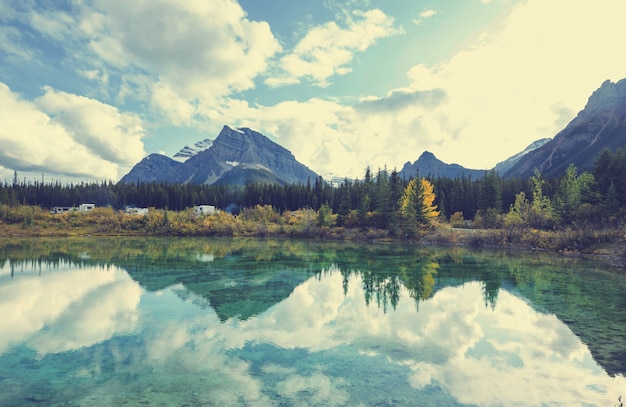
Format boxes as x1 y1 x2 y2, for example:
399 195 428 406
1 148 625 232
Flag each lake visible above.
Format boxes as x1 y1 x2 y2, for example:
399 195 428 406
0 237 625 406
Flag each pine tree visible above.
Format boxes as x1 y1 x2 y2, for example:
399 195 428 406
399 178 439 235
336 180 352 226
602 182 620 214
593 148 614 197
478 170 502 212
372 167 391 212
528 169 555 229
554 164 582 223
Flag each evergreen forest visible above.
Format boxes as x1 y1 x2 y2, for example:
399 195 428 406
1 148 625 245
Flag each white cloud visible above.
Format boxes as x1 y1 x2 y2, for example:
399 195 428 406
206 97 359 177
7 0 281 137
35 86 145 165
4 0 625 181
263 76 301 88
205 93 447 178
248 0 626 175
398 0 626 168
420 9 437 18
0 83 145 180
267 9 402 87
0 25 35 61
413 8 437 25
150 82 196 126
84 0 281 99
28 8 75 41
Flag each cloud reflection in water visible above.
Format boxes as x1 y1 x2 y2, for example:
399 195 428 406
0 260 141 356
1 259 625 406
141 271 626 406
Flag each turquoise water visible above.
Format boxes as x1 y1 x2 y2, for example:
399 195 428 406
0 237 625 406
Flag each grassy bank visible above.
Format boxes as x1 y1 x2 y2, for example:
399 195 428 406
1 204 625 268
422 226 626 268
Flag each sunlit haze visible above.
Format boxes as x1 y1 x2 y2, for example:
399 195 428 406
1 0 625 182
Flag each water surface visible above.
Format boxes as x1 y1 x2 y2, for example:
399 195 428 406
0 237 625 406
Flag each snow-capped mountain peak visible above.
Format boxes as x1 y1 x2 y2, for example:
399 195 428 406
173 138 214 162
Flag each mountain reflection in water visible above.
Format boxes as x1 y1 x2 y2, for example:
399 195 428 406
0 237 625 406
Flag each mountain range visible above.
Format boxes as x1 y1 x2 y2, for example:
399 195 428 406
397 78 626 180
398 151 486 180
119 78 626 185
120 126 318 186
397 137 552 180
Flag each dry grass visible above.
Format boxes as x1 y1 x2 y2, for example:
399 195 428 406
1 205 624 269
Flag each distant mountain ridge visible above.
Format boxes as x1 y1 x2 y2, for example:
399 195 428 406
493 138 551 175
398 151 486 180
119 126 317 186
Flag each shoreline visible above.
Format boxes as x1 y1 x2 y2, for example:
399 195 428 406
2 223 624 271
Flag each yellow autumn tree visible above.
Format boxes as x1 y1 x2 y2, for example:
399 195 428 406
399 178 439 234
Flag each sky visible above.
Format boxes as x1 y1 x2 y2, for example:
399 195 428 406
1 0 626 183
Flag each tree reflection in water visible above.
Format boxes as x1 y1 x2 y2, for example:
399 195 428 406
1 236 625 377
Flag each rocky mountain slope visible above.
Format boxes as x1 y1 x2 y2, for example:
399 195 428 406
504 78 626 178
493 138 551 175
173 138 213 162
212 164 285 186
119 153 183 184
119 126 318 185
